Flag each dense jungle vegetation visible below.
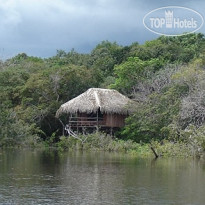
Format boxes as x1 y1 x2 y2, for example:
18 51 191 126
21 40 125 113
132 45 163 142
1 33 205 156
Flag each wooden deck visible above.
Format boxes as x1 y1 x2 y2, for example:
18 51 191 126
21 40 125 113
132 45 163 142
68 117 105 127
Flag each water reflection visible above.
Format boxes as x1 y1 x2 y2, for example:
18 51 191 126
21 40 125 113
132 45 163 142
0 149 205 205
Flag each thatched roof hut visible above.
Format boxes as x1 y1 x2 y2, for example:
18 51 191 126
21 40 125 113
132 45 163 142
56 88 133 117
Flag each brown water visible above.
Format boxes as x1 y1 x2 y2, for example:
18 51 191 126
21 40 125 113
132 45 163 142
0 149 205 205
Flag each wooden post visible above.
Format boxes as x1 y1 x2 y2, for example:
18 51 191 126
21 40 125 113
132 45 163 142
76 113 79 134
70 114 72 127
97 110 99 132
110 127 113 136
110 114 113 136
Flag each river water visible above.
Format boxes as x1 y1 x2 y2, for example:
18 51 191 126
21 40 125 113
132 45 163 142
0 149 205 205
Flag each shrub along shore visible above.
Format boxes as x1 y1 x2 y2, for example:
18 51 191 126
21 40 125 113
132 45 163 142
53 132 201 158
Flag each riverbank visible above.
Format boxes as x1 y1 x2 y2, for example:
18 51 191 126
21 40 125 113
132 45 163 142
54 132 197 158
1 132 202 158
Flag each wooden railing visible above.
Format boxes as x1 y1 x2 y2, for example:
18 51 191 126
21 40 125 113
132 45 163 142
69 117 104 127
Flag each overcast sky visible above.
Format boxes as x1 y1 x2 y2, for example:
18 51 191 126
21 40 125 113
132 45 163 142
0 0 204 59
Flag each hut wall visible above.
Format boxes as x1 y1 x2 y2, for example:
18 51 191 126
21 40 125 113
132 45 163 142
104 114 126 128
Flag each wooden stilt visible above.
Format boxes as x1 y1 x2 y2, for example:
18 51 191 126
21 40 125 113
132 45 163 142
110 127 113 136
97 110 99 132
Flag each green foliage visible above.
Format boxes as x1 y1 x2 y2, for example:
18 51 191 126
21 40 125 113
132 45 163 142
1 33 205 152
180 125 205 156
0 51 101 144
149 140 192 157
90 41 123 77
120 53 205 151
56 133 192 158
0 108 41 147
56 132 149 154
112 57 163 93
136 33 205 63
122 82 189 142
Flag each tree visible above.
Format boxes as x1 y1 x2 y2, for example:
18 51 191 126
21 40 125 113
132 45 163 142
112 57 163 94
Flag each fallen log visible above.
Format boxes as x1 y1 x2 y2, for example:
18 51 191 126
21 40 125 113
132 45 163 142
150 146 159 159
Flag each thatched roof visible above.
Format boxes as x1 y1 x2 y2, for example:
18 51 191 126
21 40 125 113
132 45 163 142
56 88 134 117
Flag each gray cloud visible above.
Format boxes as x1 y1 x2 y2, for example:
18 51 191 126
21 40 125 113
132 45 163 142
0 0 204 59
